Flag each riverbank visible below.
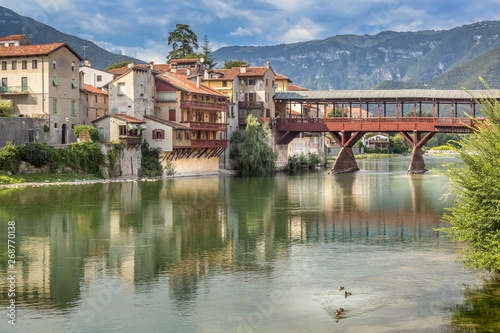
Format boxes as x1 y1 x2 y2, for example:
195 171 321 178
0 170 235 189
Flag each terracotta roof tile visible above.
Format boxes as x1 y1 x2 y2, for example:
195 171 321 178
83 84 108 95
107 66 131 75
275 73 291 82
0 34 28 42
112 114 145 123
289 84 308 91
157 72 227 97
0 43 81 58
144 115 192 130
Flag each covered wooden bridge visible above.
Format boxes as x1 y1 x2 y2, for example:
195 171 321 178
273 89 499 173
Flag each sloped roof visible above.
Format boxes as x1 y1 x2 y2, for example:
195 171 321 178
275 73 292 82
83 84 108 95
92 114 144 124
0 34 30 42
204 66 275 81
0 43 82 60
157 72 226 97
288 84 308 91
144 115 192 130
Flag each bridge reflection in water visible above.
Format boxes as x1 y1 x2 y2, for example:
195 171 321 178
273 89 499 174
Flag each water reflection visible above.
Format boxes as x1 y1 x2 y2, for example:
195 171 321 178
0 158 490 332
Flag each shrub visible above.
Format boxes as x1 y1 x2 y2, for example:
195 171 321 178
141 141 163 177
308 153 321 167
18 142 54 167
164 160 176 175
0 143 20 173
0 100 14 117
74 125 100 142
70 141 105 176
107 144 122 178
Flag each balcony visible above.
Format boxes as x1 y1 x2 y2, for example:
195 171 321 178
238 101 264 109
183 121 228 131
0 86 31 95
180 100 227 112
119 136 143 146
191 139 228 148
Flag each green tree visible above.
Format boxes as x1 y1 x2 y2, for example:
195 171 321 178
327 107 346 117
105 61 131 71
389 133 410 154
167 24 199 61
437 84 500 273
232 115 276 176
200 34 217 69
224 60 249 69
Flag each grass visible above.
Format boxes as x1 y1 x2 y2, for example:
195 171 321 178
0 170 102 185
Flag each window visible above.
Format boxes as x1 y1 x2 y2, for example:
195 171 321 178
1 78 7 92
119 125 127 136
11 61 16 70
95 95 98 103
139 83 145 96
71 101 76 115
118 83 125 95
21 77 27 92
222 81 227 87
185 131 190 140
71 79 78 88
156 92 176 102
176 131 182 141
71 62 76 72
71 124 75 129
97 75 102 82
8 43 15 47
266 79 268 86
1 61 6 70
32 60 37 69
52 60 57 69
53 99 57 114
54 123 58 128
22 61 27 70
0 43 4 47
53 76 60 86
248 79 254 85
153 129 164 140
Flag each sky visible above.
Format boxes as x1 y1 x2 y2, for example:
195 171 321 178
2 0 500 64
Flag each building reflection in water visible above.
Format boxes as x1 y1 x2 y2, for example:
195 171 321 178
0 170 452 313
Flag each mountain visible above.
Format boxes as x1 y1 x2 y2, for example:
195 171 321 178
213 21 500 90
374 45 500 90
0 6 143 69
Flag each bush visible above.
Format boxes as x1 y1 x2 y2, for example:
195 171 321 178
381 148 388 154
141 141 162 177
106 144 122 178
437 82 500 273
70 141 105 176
164 160 176 175
308 153 321 167
0 143 20 173
74 125 100 142
0 100 14 117
18 142 54 167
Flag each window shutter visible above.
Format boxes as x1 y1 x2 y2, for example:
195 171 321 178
161 130 165 139
152 130 155 140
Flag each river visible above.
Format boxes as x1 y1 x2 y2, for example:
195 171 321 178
0 155 498 332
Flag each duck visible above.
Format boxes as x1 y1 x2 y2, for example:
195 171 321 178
338 286 344 291
335 310 342 316
345 291 352 297
339 308 345 312
335 314 342 320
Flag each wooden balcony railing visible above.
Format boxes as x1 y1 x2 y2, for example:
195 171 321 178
191 139 228 148
119 136 143 146
182 121 228 131
180 100 227 112
0 86 30 95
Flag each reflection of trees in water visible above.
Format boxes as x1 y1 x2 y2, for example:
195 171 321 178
445 278 500 332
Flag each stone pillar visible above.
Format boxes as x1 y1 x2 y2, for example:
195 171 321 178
331 147 359 173
407 147 427 174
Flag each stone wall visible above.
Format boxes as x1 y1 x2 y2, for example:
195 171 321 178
99 143 142 177
0 118 53 147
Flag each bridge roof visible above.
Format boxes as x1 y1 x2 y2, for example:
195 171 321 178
274 89 500 102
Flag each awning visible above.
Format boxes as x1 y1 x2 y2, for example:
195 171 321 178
137 124 147 130
53 77 60 86
127 124 138 130
71 79 78 88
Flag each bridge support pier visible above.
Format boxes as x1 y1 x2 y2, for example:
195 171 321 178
408 147 427 174
332 147 359 173
400 131 436 174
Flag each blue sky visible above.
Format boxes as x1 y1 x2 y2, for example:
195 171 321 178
2 0 500 63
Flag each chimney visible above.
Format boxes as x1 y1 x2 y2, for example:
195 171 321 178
240 64 247 74
171 64 177 73
266 61 270 69
196 75 201 88
84 57 91 67
149 61 154 69
187 67 191 76
204 69 209 80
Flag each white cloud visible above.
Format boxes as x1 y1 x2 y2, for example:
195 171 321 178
230 27 253 37
281 23 324 43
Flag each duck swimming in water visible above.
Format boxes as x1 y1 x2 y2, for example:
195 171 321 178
338 286 344 291
345 291 352 297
